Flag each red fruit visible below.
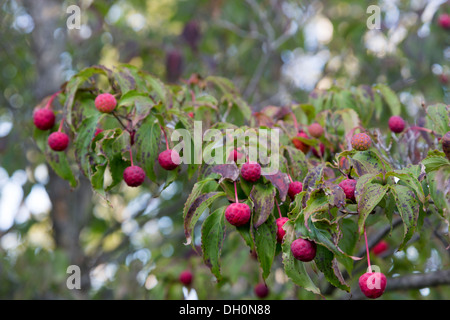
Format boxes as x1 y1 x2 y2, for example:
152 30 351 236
388 115 405 133
229 149 243 162
158 149 181 170
308 122 324 138
339 178 357 201
288 181 303 200
94 128 103 137
276 217 289 243
188 112 194 118
373 240 389 256
438 13 450 30
358 272 387 299
254 283 269 299
291 238 317 262
95 93 117 113
292 131 311 153
48 132 69 151
225 203 251 227
241 161 261 182
351 133 371 151
440 74 449 84
33 108 55 130
179 270 193 286
123 165 146 187
311 142 325 158
442 131 450 161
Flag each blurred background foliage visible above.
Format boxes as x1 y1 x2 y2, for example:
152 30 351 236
0 0 449 299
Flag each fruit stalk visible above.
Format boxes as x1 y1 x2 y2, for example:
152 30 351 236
364 227 372 273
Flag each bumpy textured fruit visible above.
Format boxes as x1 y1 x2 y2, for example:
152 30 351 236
241 161 261 182
276 217 289 243
95 93 117 113
308 122 324 138
291 238 317 262
48 132 69 151
312 142 325 158
288 181 303 200
442 131 450 161
358 272 387 299
339 178 357 201
179 270 193 286
373 240 389 256
225 203 251 227
292 131 311 153
33 108 55 130
123 165 146 187
438 13 450 29
388 116 405 133
254 283 269 299
158 149 181 170
351 133 371 151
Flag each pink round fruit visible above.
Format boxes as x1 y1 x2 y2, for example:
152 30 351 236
95 93 117 113
358 272 387 299
123 165 146 187
288 181 303 200
254 283 269 299
312 142 325 158
291 238 317 262
373 240 389 256
229 149 244 162
308 122 324 138
33 108 55 130
338 178 357 201
48 132 69 151
388 116 405 133
179 270 193 286
438 13 450 30
225 203 251 227
351 133 371 151
276 217 289 243
158 149 181 170
240 161 261 182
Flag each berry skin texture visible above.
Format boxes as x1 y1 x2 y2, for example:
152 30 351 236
276 217 289 243
339 178 357 201
373 240 389 256
179 270 193 286
123 165 146 187
292 131 311 154
291 238 317 262
388 116 405 133
442 131 450 162
95 93 117 113
254 283 269 299
358 272 387 299
48 132 69 151
33 108 55 130
225 203 251 227
308 122 324 138
438 13 450 30
351 133 371 151
158 149 181 170
288 181 303 200
241 161 261 182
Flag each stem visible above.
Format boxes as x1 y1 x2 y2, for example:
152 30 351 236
112 111 128 131
290 111 299 133
190 90 196 102
364 227 372 273
58 118 65 132
234 181 239 203
274 198 282 219
129 148 134 166
160 125 170 150
288 174 293 183
45 90 61 109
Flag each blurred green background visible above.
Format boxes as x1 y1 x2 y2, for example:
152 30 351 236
0 0 449 300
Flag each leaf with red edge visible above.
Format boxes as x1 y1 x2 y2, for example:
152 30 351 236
262 170 290 201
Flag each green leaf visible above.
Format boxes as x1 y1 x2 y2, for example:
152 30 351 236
106 153 129 191
281 220 321 295
249 183 276 228
201 206 226 282
351 150 391 176
252 214 277 280
303 190 329 224
425 103 450 136
374 83 401 116
315 245 350 292
184 192 226 246
113 66 136 95
390 184 420 251
421 153 450 173
135 115 161 181
303 164 324 191
386 170 425 205
74 114 102 177
282 145 308 181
